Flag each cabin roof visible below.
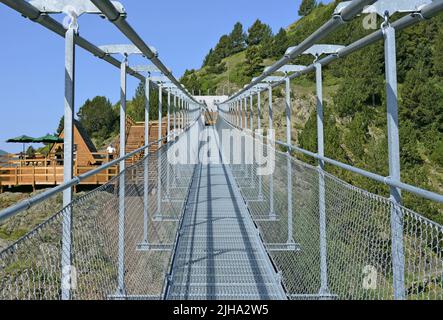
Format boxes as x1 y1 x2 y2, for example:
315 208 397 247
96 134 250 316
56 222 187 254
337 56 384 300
74 120 97 153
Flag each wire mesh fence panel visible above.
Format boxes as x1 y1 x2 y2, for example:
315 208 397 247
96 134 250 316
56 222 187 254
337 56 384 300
217 116 443 300
0 121 200 300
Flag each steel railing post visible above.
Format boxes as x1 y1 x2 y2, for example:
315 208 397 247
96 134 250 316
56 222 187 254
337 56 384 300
173 94 177 138
61 16 76 301
156 83 163 219
238 100 241 128
240 99 243 129
167 91 171 141
315 61 329 296
257 91 263 200
250 95 253 132
244 97 248 130
172 94 177 187
268 85 276 220
285 76 295 248
384 22 405 300
143 76 150 245
117 56 127 296
249 95 253 181
167 90 171 195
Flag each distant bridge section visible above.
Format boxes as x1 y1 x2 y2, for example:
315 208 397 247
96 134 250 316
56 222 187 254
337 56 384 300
193 96 228 112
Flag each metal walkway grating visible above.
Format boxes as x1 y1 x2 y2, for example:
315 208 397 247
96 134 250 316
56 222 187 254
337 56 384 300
166 129 287 300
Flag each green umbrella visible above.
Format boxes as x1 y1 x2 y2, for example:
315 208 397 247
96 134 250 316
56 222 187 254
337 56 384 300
6 135 36 155
6 135 36 143
34 134 63 143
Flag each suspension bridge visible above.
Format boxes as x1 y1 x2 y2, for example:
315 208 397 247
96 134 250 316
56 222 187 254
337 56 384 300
0 0 443 300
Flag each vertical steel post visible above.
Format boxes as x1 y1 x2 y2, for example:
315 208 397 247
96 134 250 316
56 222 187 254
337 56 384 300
180 97 183 131
268 85 275 219
244 97 248 130
117 57 127 296
239 98 243 128
173 95 177 138
384 24 405 300
184 100 187 128
315 61 329 295
167 91 171 140
182 98 185 130
61 21 76 301
143 76 150 244
285 77 294 247
166 91 171 196
233 102 235 125
238 100 241 128
156 84 163 219
257 91 262 200
249 95 253 132
249 95 253 180
257 91 261 130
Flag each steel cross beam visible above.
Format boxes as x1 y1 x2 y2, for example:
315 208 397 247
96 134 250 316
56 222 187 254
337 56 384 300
29 0 124 16
362 0 432 16
300 44 346 58
132 64 161 74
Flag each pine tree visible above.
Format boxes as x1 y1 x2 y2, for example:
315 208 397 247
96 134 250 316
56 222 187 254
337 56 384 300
247 19 273 47
214 35 233 59
272 28 289 58
76 96 118 140
400 62 443 132
298 0 317 16
244 45 264 77
230 22 246 54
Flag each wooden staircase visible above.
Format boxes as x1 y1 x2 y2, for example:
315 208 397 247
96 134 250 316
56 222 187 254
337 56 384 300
114 116 171 166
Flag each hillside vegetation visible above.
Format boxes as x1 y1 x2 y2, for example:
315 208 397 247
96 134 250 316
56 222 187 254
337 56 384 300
180 0 443 223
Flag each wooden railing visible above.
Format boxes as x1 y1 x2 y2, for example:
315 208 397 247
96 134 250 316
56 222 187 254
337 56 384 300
0 152 118 191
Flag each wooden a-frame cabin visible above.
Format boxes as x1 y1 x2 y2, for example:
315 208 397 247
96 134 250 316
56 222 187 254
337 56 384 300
0 115 177 192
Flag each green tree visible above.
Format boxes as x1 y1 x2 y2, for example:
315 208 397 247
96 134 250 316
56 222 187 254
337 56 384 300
180 70 202 94
432 28 443 76
400 62 443 132
247 19 273 47
431 140 443 166
333 45 384 117
57 116 64 135
76 96 118 141
214 35 233 59
244 45 264 77
26 146 36 158
230 22 246 54
298 0 317 16
272 28 289 58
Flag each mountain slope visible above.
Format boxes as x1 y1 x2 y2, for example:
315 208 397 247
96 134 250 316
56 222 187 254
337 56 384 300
181 1 443 222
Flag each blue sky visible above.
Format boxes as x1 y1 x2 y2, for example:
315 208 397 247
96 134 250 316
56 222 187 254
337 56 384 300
0 0 332 153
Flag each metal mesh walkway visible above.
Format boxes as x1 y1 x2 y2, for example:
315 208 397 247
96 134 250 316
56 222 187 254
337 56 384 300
166 128 286 300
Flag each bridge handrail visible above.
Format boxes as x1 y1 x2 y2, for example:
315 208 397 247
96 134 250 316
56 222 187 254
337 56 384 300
0 117 200 223
219 110 443 204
